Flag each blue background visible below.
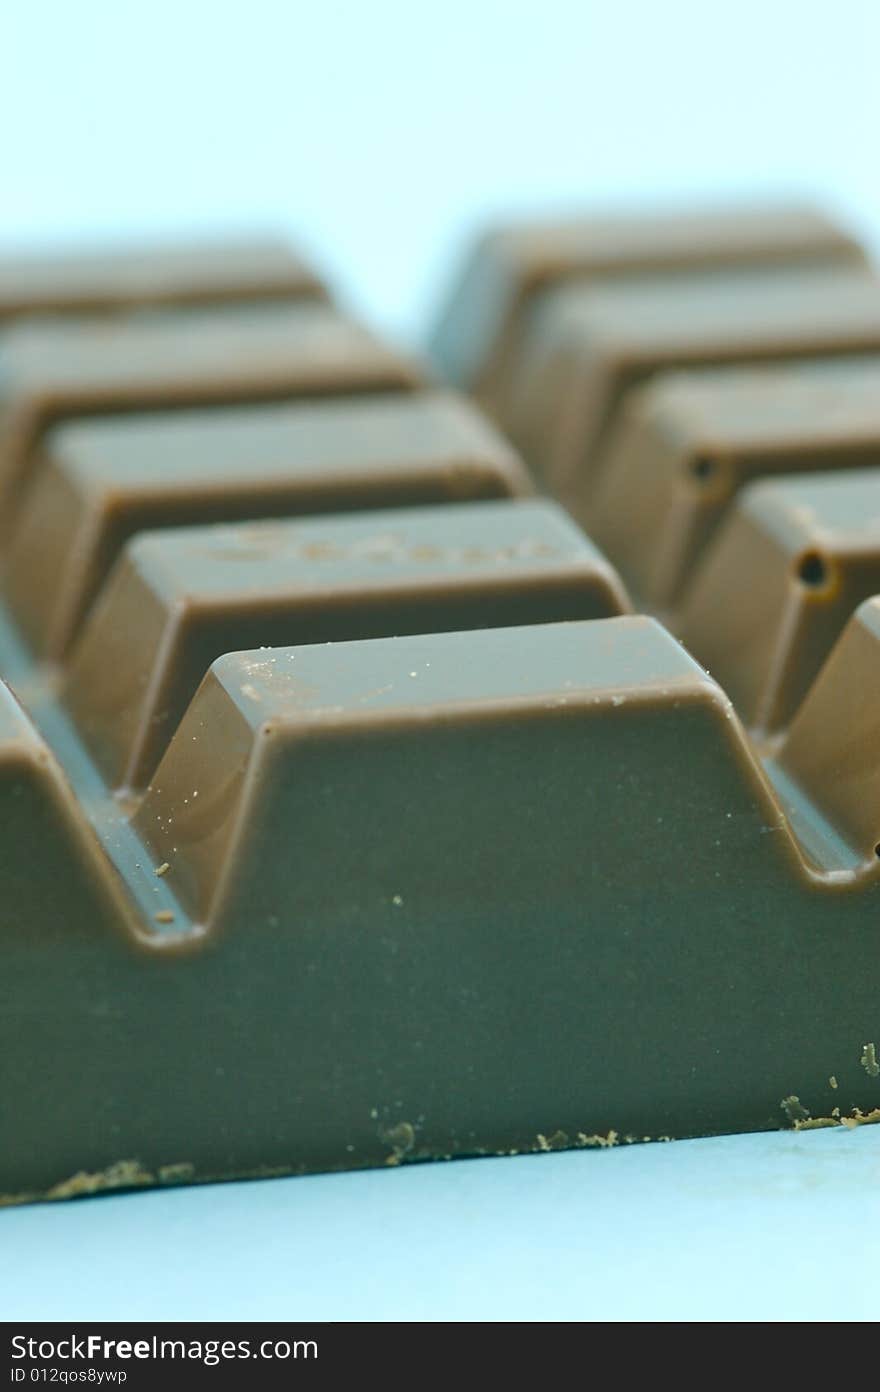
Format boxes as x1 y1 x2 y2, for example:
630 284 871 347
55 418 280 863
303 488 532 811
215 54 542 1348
3 0 880 1321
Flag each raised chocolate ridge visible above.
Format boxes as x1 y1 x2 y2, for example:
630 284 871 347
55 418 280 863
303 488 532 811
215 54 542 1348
507 265 880 499
430 202 867 407
590 358 880 608
64 498 624 790
0 302 422 522
3 390 530 659
0 235 327 321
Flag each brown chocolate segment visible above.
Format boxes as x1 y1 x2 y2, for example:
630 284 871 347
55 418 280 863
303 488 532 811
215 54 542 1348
4 614 880 1201
0 235 327 321
430 203 867 407
0 303 422 520
3 390 529 660
590 359 880 607
771 597 880 868
64 499 629 790
507 266 880 503
131 617 737 923
677 469 880 733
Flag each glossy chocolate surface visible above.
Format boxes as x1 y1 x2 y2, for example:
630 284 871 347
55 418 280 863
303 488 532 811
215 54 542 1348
508 266 880 500
4 217 880 1207
4 390 529 658
0 303 421 520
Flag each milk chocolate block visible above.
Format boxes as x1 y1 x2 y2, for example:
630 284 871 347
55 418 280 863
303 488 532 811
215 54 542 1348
4 390 528 659
677 469 880 734
4 617 880 1203
430 203 867 409
0 235 327 322
0 303 421 521
64 499 627 790
507 266 880 501
133 620 721 924
590 358 880 607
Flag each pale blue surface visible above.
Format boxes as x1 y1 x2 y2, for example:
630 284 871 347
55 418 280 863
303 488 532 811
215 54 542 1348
2 1127 880 1321
3 0 880 1322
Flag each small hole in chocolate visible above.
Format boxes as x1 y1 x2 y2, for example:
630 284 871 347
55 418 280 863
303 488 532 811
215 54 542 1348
874 842 880 860
690 455 716 482
797 550 829 588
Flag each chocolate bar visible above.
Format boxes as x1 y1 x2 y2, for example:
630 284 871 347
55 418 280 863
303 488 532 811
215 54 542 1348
5 602 880 1202
4 217 880 1208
